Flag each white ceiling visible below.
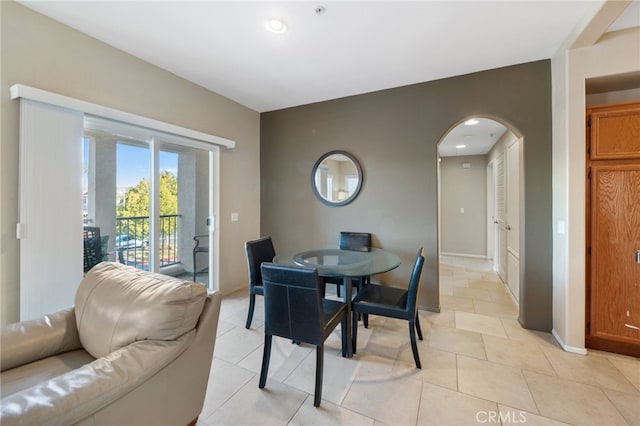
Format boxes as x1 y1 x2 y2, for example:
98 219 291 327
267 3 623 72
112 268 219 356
438 119 506 157
18 1 638 114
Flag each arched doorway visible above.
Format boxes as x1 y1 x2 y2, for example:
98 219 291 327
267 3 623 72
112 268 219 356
436 117 523 313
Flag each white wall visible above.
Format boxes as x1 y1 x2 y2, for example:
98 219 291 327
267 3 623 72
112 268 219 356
586 88 640 106
552 27 640 352
1 1 261 325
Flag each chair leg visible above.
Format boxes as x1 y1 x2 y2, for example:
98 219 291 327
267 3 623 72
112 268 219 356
192 251 197 282
336 283 341 298
245 293 256 329
314 345 324 407
341 314 348 357
363 313 369 328
415 312 423 340
409 321 421 369
259 334 272 388
352 311 359 354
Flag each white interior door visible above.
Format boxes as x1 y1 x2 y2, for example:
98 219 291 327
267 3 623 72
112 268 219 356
506 138 521 302
495 152 507 281
486 161 495 261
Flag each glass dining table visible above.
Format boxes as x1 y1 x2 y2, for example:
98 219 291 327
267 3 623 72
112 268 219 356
274 247 401 357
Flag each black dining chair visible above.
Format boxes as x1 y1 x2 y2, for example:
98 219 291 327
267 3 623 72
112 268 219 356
83 226 103 273
325 231 372 298
244 236 276 329
351 248 425 369
259 263 347 407
192 234 209 282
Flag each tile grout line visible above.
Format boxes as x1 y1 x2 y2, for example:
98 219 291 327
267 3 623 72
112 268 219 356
286 394 309 426
602 355 640 394
520 367 543 417
213 257 633 426
599 383 634 426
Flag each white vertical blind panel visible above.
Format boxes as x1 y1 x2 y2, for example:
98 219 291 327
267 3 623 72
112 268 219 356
19 99 84 321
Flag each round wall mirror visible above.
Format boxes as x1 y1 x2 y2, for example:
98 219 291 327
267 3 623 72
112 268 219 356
311 150 363 206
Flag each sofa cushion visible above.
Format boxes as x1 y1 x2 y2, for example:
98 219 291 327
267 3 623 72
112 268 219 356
75 262 206 358
0 349 95 398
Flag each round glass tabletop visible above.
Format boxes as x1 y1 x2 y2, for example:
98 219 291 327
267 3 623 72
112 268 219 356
275 248 401 278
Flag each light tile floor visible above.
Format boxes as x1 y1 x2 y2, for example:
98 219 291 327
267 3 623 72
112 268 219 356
197 256 640 426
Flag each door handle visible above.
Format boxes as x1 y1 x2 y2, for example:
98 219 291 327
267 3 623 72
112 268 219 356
506 225 511 230
636 250 640 264
494 220 498 224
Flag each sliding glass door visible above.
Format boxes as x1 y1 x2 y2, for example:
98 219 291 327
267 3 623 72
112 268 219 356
83 117 218 290
15 85 231 321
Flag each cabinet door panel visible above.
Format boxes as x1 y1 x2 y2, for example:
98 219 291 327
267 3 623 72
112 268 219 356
590 165 640 346
590 105 640 160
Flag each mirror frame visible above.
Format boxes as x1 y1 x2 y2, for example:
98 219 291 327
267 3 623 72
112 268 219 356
310 150 364 207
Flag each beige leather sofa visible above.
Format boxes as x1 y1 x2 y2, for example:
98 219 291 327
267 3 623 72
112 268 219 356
1 262 221 426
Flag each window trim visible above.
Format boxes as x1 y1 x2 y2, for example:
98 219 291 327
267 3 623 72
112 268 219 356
10 84 235 149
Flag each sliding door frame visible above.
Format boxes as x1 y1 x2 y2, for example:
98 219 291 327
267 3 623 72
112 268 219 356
13 85 232 319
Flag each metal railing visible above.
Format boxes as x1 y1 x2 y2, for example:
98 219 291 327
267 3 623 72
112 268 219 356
115 214 181 270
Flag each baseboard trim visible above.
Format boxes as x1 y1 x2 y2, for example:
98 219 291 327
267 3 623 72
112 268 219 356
552 329 587 355
440 252 488 259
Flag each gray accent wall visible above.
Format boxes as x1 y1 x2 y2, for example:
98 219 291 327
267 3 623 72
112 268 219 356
261 60 553 331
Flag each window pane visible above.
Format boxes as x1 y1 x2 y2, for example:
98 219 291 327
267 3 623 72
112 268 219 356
159 150 179 268
160 142 211 284
116 143 151 270
83 116 217 291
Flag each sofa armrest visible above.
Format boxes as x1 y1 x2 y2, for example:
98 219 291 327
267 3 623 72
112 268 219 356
0 330 195 426
1 308 81 372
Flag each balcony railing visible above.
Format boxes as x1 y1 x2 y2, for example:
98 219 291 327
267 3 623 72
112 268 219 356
116 214 181 270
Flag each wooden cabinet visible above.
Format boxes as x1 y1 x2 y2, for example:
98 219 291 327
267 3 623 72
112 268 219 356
590 102 640 160
586 101 640 357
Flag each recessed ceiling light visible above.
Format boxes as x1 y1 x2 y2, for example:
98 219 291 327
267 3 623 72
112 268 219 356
456 144 467 149
266 18 287 34
464 119 479 126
